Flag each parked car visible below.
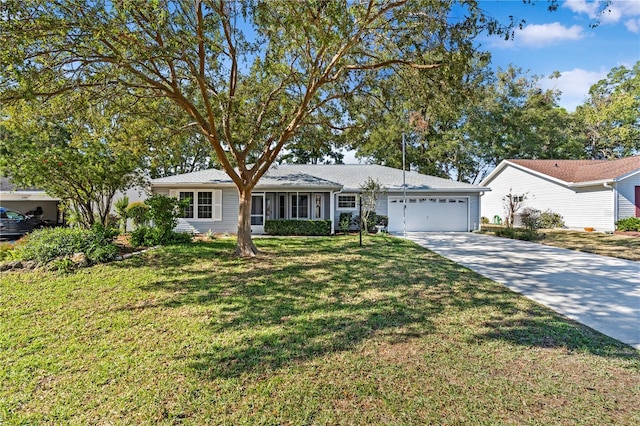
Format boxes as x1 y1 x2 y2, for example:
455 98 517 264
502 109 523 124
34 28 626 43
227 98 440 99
0 207 57 240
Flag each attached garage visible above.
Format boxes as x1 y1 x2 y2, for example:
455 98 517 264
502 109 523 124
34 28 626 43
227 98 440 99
387 196 469 232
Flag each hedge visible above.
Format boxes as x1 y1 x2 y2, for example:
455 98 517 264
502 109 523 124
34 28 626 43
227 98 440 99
264 220 332 236
616 217 640 232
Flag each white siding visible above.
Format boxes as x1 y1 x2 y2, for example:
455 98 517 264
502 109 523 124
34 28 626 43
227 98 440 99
156 187 239 234
616 172 640 221
482 166 615 232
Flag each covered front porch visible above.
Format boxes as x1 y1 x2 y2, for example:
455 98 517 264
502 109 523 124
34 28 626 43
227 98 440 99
250 191 334 234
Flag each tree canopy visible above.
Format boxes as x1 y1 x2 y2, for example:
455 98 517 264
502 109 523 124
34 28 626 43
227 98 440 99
0 94 145 227
573 61 640 159
1 0 517 256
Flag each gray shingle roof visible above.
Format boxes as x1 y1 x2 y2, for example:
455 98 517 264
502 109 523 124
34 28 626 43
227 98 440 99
273 164 485 192
151 164 487 192
151 168 231 185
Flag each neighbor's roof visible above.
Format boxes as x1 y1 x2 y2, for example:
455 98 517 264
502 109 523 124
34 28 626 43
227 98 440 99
483 156 640 186
152 164 488 192
0 177 60 201
1 176 44 192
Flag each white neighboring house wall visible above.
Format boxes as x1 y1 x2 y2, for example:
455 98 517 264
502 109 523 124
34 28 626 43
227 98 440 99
481 165 616 232
615 171 640 221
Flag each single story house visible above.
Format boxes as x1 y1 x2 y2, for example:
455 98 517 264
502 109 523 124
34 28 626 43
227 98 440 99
0 177 62 224
480 157 640 232
150 164 489 234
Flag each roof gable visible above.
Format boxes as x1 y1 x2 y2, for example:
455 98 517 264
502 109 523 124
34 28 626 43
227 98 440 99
495 156 640 185
508 156 640 183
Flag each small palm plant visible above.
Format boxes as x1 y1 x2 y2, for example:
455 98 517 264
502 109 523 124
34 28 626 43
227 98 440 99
114 196 129 234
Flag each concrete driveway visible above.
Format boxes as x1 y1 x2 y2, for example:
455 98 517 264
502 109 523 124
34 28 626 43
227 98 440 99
401 232 640 350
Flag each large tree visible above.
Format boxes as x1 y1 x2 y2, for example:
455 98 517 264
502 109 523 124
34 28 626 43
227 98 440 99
1 0 515 256
352 63 577 183
572 61 640 159
463 66 581 176
0 94 146 227
138 98 217 178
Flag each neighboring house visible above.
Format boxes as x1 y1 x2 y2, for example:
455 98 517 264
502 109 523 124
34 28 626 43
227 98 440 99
150 164 489 234
480 157 640 233
0 176 148 226
0 177 62 224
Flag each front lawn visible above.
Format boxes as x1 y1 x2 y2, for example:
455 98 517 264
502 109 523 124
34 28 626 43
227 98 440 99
1 236 638 424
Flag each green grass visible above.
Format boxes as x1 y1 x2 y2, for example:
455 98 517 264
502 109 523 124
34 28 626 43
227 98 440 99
1 236 638 425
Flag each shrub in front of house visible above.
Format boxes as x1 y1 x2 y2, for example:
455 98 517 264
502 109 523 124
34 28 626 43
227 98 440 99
538 210 565 229
128 194 193 247
130 226 193 247
616 217 640 232
126 201 150 228
264 220 332 236
494 226 539 242
520 208 541 231
13 226 119 265
338 212 352 233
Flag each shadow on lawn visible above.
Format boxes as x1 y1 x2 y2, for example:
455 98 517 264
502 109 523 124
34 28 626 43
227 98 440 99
119 237 639 378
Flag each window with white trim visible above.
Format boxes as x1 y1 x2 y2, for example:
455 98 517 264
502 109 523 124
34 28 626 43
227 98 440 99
179 192 194 218
337 194 357 209
198 192 213 218
169 189 222 220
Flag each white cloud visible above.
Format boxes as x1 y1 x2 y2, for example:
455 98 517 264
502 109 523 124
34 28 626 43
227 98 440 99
564 0 640 26
516 22 585 47
538 68 608 111
563 0 602 18
624 18 640 33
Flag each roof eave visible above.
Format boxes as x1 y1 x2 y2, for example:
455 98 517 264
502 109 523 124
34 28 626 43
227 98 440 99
255 185 343 191
569 179 615 188
151 182 236 188
488 160 575 187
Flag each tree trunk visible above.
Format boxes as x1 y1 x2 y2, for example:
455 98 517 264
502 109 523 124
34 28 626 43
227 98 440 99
236 187 259 257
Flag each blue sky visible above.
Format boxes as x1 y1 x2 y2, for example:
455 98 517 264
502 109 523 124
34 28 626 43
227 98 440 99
478 0 640 111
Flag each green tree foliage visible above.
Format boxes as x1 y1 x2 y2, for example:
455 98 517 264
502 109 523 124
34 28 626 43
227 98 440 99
350 58 489 181
572 61 640 159
355 64 578 183
0 1 515 256
462 66 582 176
138 99 216 178
0 95 145 228
279 125 345 165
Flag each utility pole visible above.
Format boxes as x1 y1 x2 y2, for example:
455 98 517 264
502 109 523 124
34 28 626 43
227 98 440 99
359 194 363 247
402 133 406 239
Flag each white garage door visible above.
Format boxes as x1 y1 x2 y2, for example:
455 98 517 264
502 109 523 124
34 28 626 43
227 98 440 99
387 196 469 232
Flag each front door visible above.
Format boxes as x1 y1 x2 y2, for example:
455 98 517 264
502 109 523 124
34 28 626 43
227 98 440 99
635 186 640 217
251 194 265 234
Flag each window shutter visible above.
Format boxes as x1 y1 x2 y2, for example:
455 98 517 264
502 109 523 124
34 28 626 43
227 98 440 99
213 190 222 221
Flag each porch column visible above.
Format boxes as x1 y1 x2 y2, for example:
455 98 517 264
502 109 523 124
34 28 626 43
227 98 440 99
330 191 335 235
